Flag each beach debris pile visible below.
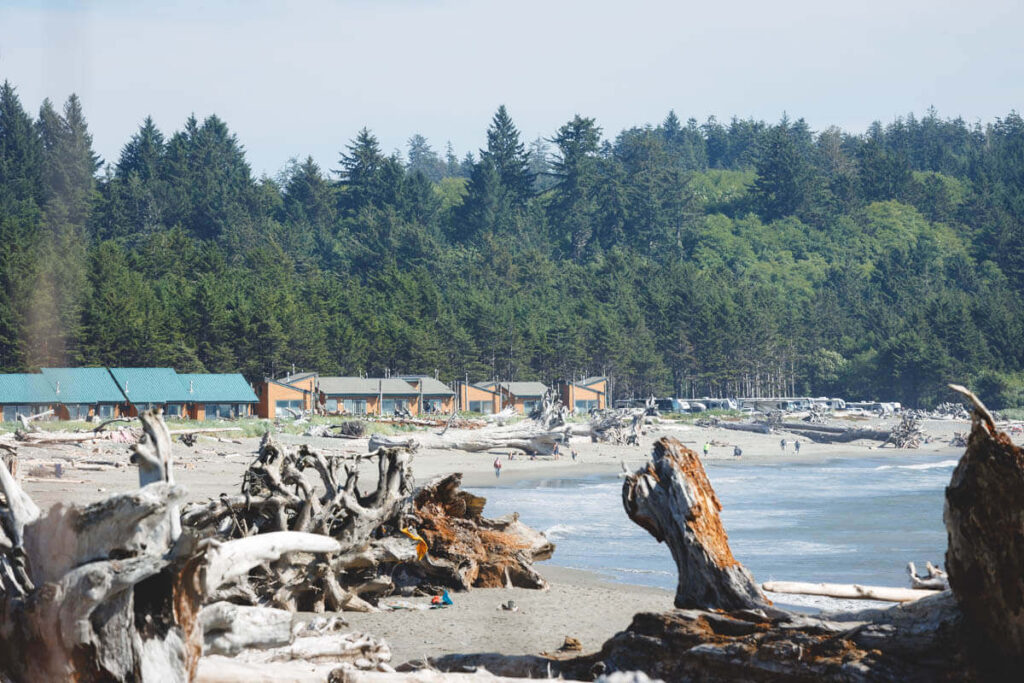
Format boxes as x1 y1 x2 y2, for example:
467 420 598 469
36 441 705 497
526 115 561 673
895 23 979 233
884 414 927 448
0 410 396 682
802 404 830 423
930 402 971 420
950 431 968 447
181 433 553 613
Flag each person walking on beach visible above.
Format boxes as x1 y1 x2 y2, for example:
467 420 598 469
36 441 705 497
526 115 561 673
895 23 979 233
733 446 742 458
780 438 787 453
493 457 502 478
553 443 560 460
794 440 801 454
571 448 578 461
703 442 710 457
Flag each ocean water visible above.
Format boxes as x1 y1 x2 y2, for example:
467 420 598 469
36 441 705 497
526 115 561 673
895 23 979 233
470 454 955 591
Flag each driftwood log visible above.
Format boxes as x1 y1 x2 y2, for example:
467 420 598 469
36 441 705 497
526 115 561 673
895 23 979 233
0 410 352 682
181 434 553 612
944 384 1024 670
621 438 766 611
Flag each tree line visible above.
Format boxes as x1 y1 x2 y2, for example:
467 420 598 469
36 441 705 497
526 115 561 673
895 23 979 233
2 79 1024 407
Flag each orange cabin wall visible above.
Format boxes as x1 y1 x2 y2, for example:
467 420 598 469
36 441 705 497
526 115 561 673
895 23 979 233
259 382 309 419
458 385 501 413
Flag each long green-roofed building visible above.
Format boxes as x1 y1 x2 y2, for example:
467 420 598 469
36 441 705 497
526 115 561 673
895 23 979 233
40 367 126 420
177 373 258 420
109 368 192 417
0 374 58 422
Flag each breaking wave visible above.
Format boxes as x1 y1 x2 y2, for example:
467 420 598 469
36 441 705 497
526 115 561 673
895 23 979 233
875 459 958 471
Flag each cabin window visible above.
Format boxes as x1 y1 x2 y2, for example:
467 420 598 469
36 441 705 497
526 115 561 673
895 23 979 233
3 405 31 422
423 398 444 413
325 398 339 413
381 399 406 415
204 403 235 419
165 404 182 417
574 399 598 412
522 399 540 414
275 399 303 417
96 404 114 419
468 400 493 414
342 399 367 414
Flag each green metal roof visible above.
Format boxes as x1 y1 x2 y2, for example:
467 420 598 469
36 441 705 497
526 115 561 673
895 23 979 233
41 367 126 404
110 368 191 404
0 374 58 404
177 374 258 403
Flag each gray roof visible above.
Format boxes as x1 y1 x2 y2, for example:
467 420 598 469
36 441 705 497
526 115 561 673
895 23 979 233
401 376 454 396
319 377 419 396
499 381 548 398
580 376 607 387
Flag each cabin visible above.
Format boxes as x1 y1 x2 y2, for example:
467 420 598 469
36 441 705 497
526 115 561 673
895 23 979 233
40 367 125 420
401 376 456 414
558 376 608 413
0 374 57 422
480 381 549 415
109 368 191 418
258 372 318 419
453 382 501 414
177 373 259 420
319 377 421 416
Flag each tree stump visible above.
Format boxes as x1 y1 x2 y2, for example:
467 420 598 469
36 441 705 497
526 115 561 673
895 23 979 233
944 386 1024 669
622 437 767 610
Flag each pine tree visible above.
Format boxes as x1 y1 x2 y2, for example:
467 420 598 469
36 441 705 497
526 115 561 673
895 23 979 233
336 128 386 211
117 116 164 182
481 105 534 204
549 115 602 260
406 134 444 182
453 156 511 242
0 81 44 370
753 118 810 221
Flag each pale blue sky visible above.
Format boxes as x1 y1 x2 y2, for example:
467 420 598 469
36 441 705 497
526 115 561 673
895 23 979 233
1 0 1021 176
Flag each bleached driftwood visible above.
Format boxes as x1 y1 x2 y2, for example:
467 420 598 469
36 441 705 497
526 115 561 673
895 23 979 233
16 409 53 431
200 602 294 656
0 410 366 682
762 580 940 603
181 434 552 612
907 561 949 590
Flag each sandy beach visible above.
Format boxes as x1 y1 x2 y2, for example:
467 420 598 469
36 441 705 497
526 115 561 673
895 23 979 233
9 414 973 666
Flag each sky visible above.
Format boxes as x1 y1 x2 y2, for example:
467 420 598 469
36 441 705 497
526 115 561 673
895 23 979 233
1 0 1022 177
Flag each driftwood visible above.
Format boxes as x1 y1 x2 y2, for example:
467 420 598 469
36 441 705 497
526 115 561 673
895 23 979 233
762 580 941 603
181 434 552 612
16 409 53 431
0 411 393 682
944 383 1024 670
621 438 766 610
907 561 949 590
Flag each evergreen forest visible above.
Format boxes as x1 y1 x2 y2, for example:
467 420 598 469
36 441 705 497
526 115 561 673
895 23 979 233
2 79 1024 408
